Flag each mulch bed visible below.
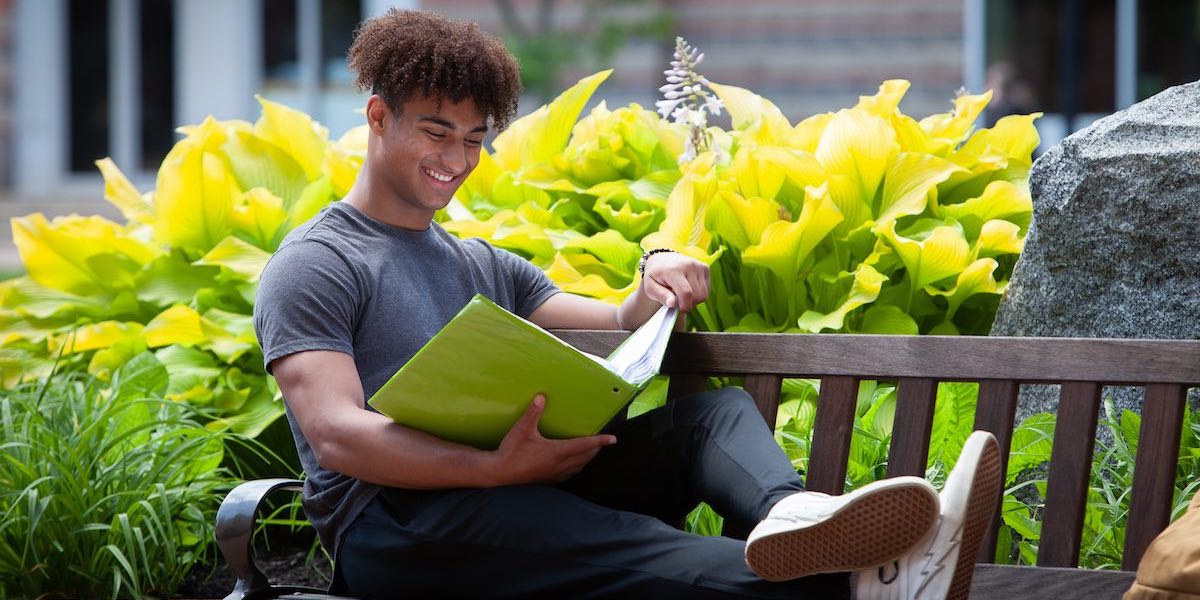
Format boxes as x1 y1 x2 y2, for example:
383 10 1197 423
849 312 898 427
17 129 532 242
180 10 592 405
176 528 334 598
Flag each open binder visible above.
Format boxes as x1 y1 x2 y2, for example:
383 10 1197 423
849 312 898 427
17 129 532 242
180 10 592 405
367 294 678 449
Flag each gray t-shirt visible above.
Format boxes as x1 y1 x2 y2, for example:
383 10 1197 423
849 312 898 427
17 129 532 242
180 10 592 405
253 201 560 554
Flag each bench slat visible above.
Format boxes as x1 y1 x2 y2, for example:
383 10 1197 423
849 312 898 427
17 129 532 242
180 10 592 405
887 378 938 478
552 331 1200 385
743 374 783 429
1038 382 1102 568
808 376 858 494
973 379 1020 564
1123 383 1188 570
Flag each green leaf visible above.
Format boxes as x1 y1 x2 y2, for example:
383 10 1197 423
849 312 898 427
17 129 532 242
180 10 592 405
796 263 887 333
877 153 962 224
858 304 918 334
563 230 642 276
222 128 309 207
135 254 222 307
492 70 612 171
877 219 971 290
742 184 843 282
195 235 273 283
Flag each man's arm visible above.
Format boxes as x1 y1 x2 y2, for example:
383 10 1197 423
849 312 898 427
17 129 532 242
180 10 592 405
528 251 710 331
272 350 615 489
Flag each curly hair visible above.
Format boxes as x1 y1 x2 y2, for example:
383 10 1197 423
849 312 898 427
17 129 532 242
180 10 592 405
348 9 522 131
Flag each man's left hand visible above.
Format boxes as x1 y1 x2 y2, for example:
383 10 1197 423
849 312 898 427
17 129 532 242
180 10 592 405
641 252 710 312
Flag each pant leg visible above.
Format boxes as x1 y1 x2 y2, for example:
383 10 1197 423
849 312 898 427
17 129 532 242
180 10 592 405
331 485 849 600
562 387 806 535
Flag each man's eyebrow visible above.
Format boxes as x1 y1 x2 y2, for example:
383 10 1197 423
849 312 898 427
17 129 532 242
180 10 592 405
419 116 488 134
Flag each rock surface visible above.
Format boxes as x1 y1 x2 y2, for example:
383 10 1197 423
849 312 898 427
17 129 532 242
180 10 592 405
990 80 1200 420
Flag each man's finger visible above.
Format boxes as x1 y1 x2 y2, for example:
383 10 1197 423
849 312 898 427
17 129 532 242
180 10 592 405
641 276 676 309
663 272 694 311
510 394 546 436
557 434 616 456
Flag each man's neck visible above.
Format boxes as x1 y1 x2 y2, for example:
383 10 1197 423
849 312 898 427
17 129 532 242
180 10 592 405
342 175 435 231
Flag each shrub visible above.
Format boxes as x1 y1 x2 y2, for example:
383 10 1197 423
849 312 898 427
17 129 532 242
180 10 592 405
0 353 233 599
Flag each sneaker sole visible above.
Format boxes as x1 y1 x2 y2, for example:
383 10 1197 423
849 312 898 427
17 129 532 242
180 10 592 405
945 432 1002 600
745 479 940 582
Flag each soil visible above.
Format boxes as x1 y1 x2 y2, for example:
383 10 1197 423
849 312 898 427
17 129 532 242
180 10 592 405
176 529 334 599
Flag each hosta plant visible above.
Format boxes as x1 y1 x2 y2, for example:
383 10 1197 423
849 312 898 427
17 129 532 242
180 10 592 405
0 40 1040 441
0 97 366 435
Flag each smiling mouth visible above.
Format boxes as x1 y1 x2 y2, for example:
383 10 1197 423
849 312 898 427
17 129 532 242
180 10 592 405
422 166 456 183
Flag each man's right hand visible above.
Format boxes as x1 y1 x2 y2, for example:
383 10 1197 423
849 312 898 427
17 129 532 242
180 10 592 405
489 394 616 486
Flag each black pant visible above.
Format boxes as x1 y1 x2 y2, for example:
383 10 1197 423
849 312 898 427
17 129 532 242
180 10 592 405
331 387 851 599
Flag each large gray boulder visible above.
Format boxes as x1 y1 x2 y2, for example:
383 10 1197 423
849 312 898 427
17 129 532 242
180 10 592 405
990 80 1200 419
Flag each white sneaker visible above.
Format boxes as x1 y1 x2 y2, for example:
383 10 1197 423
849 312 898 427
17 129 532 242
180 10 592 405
854 431 1003 600
744 476 940 582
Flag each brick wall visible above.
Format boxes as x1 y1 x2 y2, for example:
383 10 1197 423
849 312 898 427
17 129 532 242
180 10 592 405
423 0 966 122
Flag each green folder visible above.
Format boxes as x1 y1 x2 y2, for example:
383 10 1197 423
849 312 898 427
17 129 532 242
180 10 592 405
367 294 678 449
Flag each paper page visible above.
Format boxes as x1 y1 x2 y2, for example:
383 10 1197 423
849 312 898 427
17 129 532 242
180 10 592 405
606 304 678 384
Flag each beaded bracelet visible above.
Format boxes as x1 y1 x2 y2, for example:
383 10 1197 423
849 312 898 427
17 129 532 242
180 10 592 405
637 248 678 276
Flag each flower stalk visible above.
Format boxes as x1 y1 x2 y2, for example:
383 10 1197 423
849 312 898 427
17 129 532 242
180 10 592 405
656 37 724 163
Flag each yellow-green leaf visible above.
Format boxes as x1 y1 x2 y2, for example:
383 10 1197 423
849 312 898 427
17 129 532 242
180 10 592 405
12 213 159 296
491 70 612 171
563 229 642 276
47 321 145 355
859 304 919 334
195 235 273 283
154 118 238 255
144 305 207 348
816 109 898 232
878 220 971 289
230 188 289 251
707 190 780 250
940 180 1033 239
95 158 153 224
976 220 1025 257
925 257 1002 318
920 89 993 144
742 183 843 282
854 80 911 117
877 153 963 224
708 82 793 147
254 95 330 181
795 263 887 332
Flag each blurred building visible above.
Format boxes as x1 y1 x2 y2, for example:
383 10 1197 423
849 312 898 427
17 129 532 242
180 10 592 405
0 0 1197 201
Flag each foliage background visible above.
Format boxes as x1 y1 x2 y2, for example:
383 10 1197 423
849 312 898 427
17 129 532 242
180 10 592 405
1 66 1183 594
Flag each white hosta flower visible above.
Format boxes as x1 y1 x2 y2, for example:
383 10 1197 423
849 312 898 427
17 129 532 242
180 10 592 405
658 36 723 163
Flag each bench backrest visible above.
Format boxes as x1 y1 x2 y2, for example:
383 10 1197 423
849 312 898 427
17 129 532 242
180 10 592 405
555 331 1200 571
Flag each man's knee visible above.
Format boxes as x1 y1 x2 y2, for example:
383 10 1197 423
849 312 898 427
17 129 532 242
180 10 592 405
673 386 760 425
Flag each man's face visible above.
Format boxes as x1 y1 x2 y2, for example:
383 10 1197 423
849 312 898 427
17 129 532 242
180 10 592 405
370 95 486 215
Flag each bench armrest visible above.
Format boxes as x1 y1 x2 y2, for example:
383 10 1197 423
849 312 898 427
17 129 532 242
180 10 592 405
215 478 328 600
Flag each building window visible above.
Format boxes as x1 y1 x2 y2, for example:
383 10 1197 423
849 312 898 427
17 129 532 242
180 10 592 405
67 0 174 175
261 0 362 134
68 0 110 173
1138 1 1200 101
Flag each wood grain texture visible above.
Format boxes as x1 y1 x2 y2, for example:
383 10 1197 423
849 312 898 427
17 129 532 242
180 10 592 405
743 374 783 429
1039 382 1102 568
807 376 858 495
887 378 938 478
974 380 1020 564
552 331 1200 385
1123 383 1187 570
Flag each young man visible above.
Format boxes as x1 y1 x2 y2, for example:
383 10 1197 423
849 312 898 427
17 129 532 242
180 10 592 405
253 9 1002 599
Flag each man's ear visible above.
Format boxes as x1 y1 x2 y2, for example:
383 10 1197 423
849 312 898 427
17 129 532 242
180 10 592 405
366 95 390 134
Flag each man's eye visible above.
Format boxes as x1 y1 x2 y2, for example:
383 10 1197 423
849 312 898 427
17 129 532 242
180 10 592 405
466 138 483 147
426 131 446 139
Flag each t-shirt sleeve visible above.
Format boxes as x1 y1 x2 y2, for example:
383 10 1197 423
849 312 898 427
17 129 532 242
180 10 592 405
495 247 560 318
254 240 362 374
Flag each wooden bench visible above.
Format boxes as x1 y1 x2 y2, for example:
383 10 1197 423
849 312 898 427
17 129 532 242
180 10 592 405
215 333 1200 599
